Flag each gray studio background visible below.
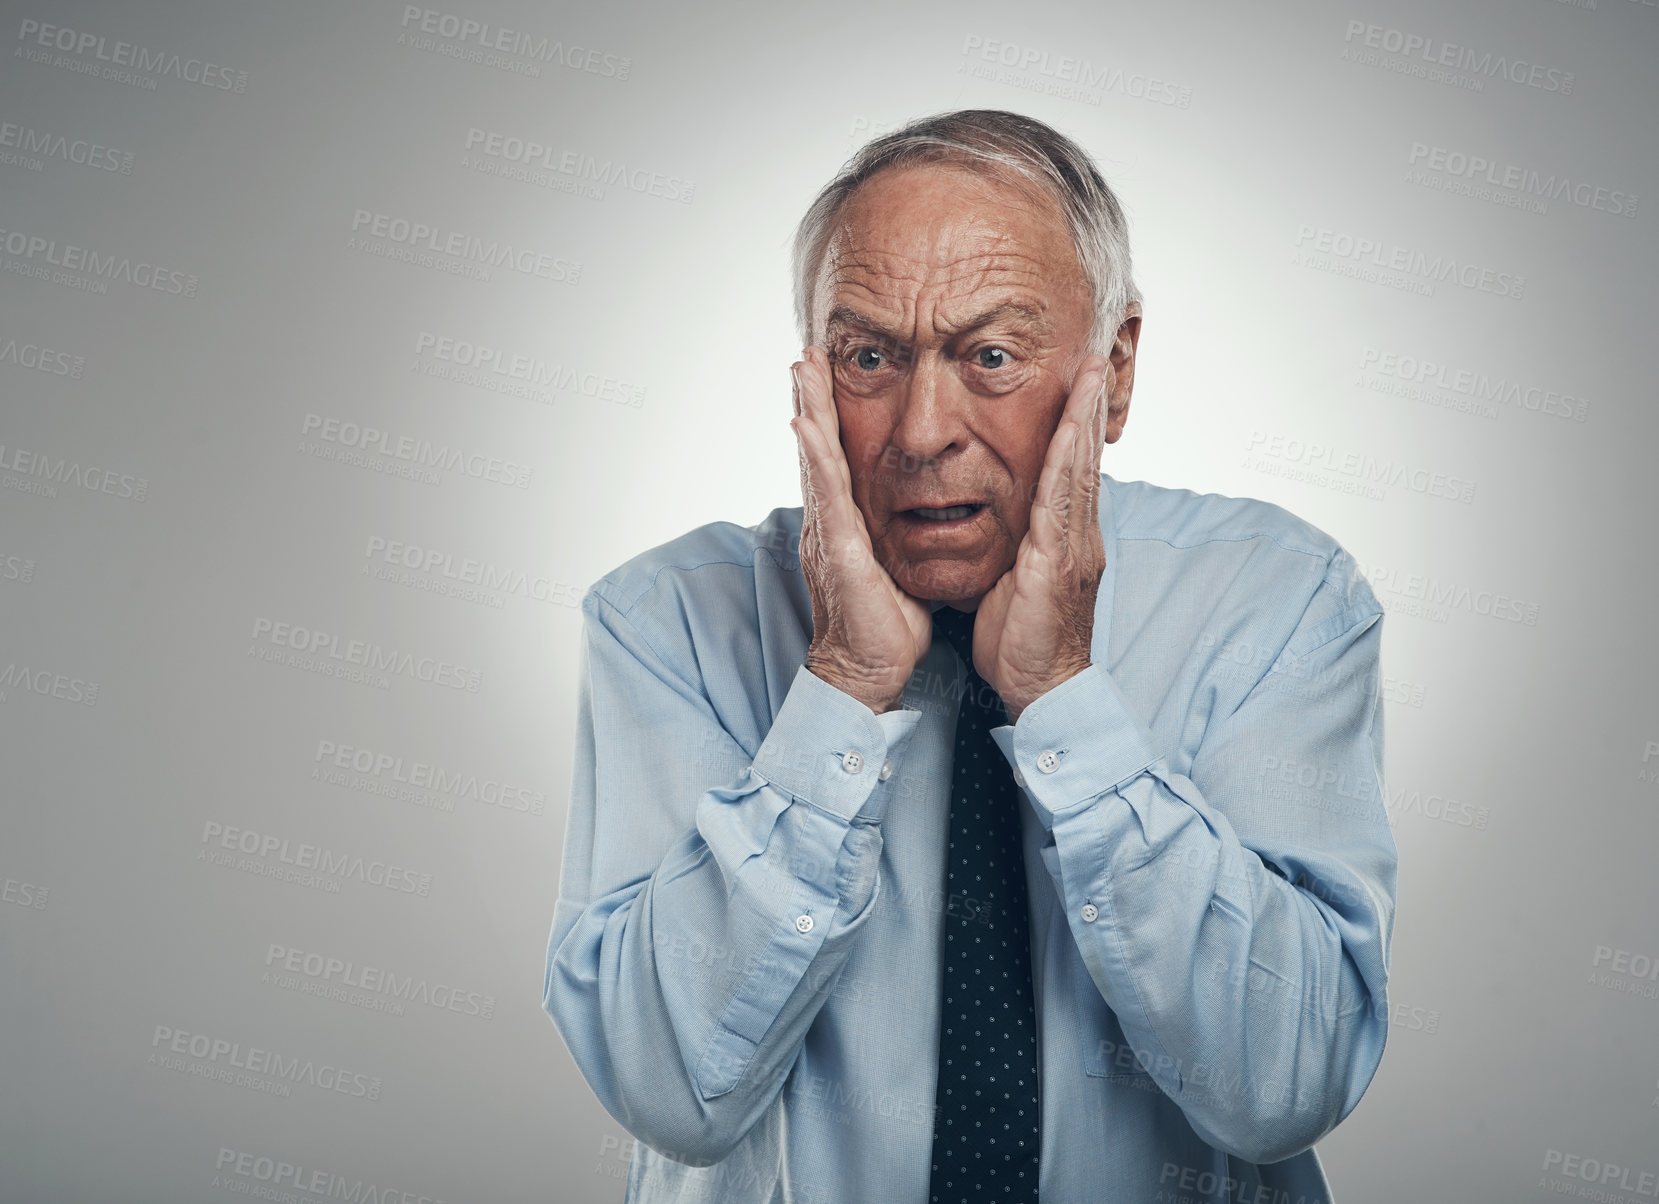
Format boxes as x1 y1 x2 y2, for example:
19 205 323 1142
2 0 1656 1200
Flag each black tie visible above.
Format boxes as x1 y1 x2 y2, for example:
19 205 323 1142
927 605 1042 1203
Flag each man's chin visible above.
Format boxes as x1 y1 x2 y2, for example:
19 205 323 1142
886 556 1001 607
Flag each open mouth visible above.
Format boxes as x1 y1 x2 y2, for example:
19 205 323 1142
901 501 987 523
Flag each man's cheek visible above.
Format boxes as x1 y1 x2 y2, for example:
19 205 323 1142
1009 432 1056 505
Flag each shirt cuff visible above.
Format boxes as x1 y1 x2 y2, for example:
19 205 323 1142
750 664 923 824
988 663 1161 824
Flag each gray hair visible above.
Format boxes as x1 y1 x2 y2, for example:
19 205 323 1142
791 109 1141 356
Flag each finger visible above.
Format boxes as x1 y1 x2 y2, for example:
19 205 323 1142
1058 354 1108 432
1065 360 1108 554
793 413 826 517
1070 373 1097 547
794 407 872 579
1027 415 1078 562
1031 355 1103 561
801 346 901 590
790 368 813 506
1095 357 1111 460
797 350 865 541
1086 367 1108 537
791 415 817 555
801 345 841 446
1042 364 1091 557
793 359 838 510
792 375 830 532
1095 358 1110 449
1066 402 1090 550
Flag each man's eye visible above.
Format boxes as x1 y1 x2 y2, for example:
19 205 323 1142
854 347 886 371
976 347 1009 370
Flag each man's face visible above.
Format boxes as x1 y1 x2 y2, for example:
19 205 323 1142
811 163 1102 605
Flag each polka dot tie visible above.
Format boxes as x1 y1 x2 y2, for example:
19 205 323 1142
927 606 1041 1203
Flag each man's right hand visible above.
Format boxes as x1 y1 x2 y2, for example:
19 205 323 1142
790 346 932 714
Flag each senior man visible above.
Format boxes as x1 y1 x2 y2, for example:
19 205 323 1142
544 109 1395 1203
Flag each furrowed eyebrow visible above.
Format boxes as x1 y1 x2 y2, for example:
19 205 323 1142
940 302 1051 340
822 302 1051 345
823 306 902 343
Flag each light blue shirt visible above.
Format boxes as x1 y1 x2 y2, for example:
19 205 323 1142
544 474 1396 1203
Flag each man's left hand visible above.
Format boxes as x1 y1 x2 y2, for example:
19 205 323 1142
970 356 1111 724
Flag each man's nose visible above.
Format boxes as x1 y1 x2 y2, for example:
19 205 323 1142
889 354 968 463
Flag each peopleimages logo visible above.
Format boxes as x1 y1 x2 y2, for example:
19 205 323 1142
149 1024 381 1100
1385 782 1490 831
463 128 694 203
397 6 631 79
1245 430 1477 504
1 873 48 910
199 819 434 897
363 535 582 612
249 616 484 692
1407 143 1637 218
1589 947 1659 1001
0 226 197 295
0 441 147 502
1359 347 1589 423
1640 741 1659 786
1541 1148 1659 1198
212 1147 449 1204
299 412 533 489
0 336 85 378
1293 224 1523 300
1355 561 1541 626
413 331 644 408
264 943 496 1019
957 34 1193 109
0 553 36 584
1341 20 1575 94
0 118 133 173
348 209 581 284
0 659 98 705
14 18 250 92
314 734 548 815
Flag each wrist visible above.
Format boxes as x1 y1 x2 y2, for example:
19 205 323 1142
1006 658 1093 725
805 653 905 714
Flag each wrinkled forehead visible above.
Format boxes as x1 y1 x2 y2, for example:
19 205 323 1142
812 163 1085 336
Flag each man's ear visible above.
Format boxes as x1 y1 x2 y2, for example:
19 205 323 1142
1104 304 1142 445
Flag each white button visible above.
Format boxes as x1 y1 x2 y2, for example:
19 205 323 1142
795 914 815 934
841 750 864 774
1013 765 1027 787
1080 903 1099 923
1037 750 1060 774
878 760 893 781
